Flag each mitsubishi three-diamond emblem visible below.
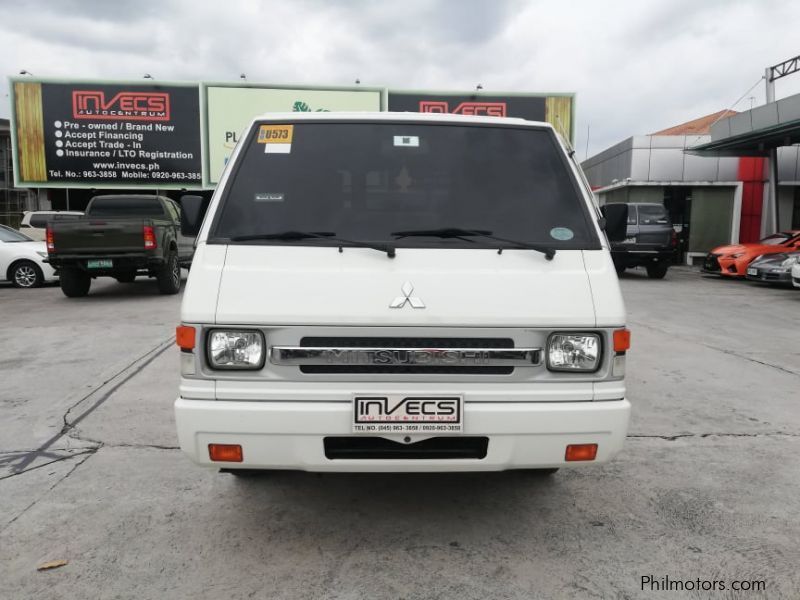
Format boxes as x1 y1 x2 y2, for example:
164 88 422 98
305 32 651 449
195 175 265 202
389 281 425 309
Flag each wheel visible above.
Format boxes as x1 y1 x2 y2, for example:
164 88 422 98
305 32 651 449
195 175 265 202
10 260 44 288
115 271 137 283
646 262 669 279
156 251 181 295
59 268 91 297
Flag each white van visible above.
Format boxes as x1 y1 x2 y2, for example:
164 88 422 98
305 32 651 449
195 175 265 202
174 112 631 474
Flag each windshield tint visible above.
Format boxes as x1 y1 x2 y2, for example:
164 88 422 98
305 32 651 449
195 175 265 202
637 204 670 225
760 233 790 245
211 121 599 249
88 197 165 217
0 226 32 242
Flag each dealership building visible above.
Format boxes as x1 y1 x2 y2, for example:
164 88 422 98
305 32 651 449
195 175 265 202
582 94 800 265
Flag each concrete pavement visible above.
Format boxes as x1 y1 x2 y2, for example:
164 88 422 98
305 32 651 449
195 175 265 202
1 267 798 599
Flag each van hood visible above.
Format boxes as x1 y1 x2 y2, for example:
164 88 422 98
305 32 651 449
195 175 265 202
182 245 625 328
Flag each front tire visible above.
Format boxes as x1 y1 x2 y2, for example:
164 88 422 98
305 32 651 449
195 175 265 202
646 262 669 279
10 260 44 288
156 252 181 295
60 268 91 297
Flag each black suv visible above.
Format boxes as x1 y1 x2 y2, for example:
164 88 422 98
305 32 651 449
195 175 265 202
607 202 676 279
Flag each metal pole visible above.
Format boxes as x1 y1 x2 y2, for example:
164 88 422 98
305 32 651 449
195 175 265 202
764 68 778 235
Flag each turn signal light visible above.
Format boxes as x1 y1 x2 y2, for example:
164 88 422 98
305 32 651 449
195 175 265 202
143 225 157 250
565 443 598 461
176 325 196 351
46 227 55 252
613 328 631 353
208 444 243 462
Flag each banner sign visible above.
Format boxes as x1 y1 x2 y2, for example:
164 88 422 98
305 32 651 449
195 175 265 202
12 80 202 188
204 85 383 185
388 91 574 143
10 80 573 190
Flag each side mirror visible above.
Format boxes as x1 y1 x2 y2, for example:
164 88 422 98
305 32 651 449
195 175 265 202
180 195 205 237
600 204 629 243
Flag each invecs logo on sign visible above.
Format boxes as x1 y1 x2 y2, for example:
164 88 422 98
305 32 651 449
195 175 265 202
72 91 170 121
419 100 507 117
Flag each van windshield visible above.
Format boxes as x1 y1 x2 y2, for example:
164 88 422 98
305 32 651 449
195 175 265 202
211 121 599 250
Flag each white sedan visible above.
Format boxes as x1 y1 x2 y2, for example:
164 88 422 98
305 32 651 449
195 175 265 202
0 224 58 288
793 258 800 289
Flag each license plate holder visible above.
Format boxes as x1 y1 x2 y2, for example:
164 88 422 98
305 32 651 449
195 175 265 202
87 259 113 269
746 267 757 276
353 395 463 434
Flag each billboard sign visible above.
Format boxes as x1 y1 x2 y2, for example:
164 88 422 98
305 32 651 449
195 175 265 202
204 84 383 185
11 79 202 188
388 91 575 143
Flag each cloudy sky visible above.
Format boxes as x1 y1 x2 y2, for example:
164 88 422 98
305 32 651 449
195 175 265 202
2 0 800 157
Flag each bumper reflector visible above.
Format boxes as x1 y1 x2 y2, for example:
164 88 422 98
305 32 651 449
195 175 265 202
176 325 196 351
613 328 631 353
208 444 243 462
565 443 598 461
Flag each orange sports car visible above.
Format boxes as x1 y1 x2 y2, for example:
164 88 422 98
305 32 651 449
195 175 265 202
703 231 800 277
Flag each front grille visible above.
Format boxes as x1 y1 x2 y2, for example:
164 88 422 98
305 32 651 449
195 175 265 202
703 254 721 272
301 337 514 348
324 436 489 459
298 337 515 374
764 273 781 280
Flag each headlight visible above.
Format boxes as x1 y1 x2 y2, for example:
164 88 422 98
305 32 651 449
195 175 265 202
730 253 745 259
207 329 264 369
547 333 601 372
36 251 48 258
781 256 800 267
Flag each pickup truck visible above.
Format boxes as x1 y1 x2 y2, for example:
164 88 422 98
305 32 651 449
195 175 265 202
605 202 676 279
174 112 632 475
47 195 194 297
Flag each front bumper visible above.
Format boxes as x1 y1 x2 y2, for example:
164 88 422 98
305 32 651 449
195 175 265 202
703 253 747 277
745 268 792 285
174 397 631 472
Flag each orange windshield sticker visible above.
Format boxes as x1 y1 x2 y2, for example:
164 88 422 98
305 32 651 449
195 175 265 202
257 124 294 144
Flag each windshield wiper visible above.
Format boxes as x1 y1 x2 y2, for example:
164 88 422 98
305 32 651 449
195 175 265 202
231 230 336 242
229 230 396 258
391 227 556 260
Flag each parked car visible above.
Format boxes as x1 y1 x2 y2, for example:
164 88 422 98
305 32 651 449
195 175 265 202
745 251 800 286
47 195 194 298
18 210 83 241
606 202 676 278
0 224 57 288
703 231 800 277
792 259 800 289
174 112 632 476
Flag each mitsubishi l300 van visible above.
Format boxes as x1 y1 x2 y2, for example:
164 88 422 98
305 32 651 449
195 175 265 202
174 112 631 474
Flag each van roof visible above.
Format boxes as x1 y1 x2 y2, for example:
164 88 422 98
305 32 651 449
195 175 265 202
251 111 553 129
